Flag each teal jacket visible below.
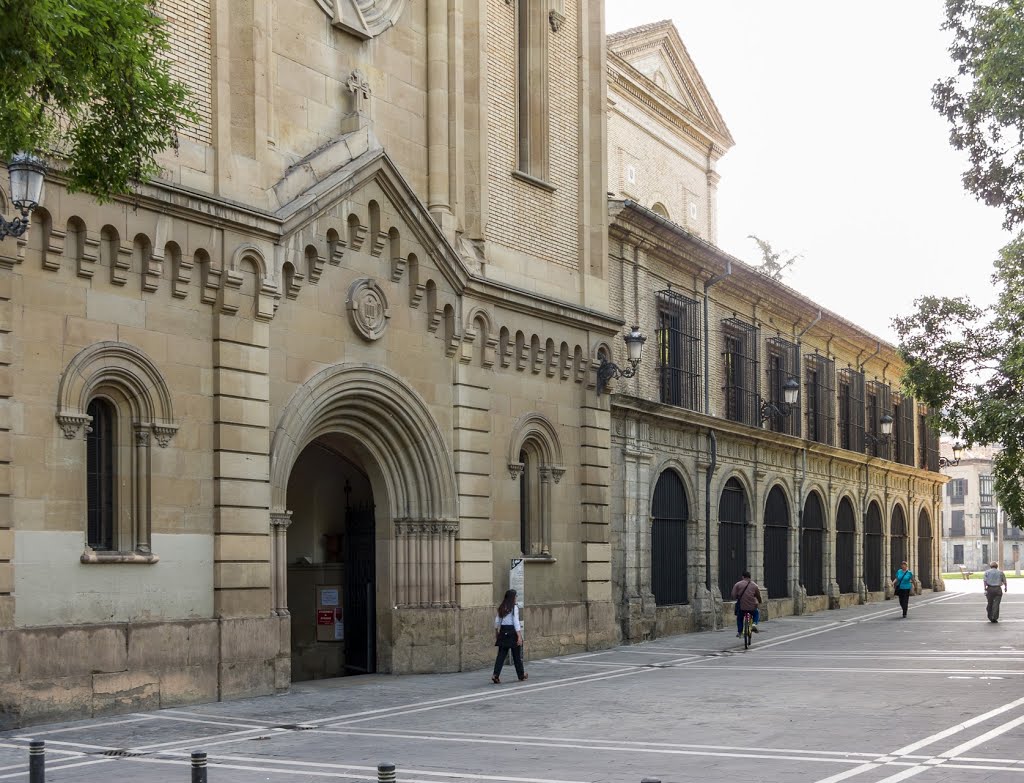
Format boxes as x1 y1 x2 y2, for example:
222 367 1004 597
894 569 913 591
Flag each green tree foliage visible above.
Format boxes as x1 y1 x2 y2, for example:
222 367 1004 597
747 235 800 282
0 0 196 202
898 0 1024 526
933 0 1024 231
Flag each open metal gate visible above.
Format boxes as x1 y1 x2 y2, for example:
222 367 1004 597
344 500 376 674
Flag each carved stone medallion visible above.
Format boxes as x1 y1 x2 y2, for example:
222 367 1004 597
315 0 409 40
347 277 391 341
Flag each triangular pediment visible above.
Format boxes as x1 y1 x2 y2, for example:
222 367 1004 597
608 20 734 150
268 126 471 298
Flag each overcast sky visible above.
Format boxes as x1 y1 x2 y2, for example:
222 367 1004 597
605 2 1012 344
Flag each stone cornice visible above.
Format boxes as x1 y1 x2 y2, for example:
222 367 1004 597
610 395 947 486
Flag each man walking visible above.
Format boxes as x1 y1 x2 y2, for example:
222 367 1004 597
983 560 1008 623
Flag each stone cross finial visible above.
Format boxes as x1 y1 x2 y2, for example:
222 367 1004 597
347 69 371 114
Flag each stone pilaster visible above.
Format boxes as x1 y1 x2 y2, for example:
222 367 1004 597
0 268 12 627
212 308 272 618
395 520 457 608
580 398 612 606
622 437 654 642
453 378 491 608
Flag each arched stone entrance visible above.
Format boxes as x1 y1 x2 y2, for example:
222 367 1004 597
269 364 459 678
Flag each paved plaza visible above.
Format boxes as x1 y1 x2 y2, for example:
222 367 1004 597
1 585 1021 783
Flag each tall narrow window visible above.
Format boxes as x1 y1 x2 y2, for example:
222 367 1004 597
865 381 892 459
656 290 700 410
765 337 798 436
721 318 759 427
86 398 116 550
894 395 915 466
804 354 835 446
519 448 532 555
837 367 865 453
517 0 549 180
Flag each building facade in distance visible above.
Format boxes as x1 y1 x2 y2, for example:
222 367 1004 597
940 442 1023 575
604 21 946 642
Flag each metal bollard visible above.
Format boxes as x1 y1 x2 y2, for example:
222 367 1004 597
28 740 45 783
377 762 396 783
191 751 208 783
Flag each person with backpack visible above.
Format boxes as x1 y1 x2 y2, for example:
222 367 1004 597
892 560 914 618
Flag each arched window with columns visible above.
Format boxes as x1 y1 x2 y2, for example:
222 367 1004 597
509 413 564 558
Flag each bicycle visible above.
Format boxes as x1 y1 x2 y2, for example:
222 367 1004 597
741 611 754 649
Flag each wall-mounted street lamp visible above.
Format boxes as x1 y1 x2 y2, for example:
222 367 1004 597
1 153 46 241
864 413 894 449
596 326 646 395
938 442 964 469
759 376 800 422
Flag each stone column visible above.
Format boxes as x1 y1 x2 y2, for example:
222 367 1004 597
134 427 152 554
394 520 458 607
824 524 841 609
622 442 654 641
427 0 452 230
0 268 14 627
270 512 292 616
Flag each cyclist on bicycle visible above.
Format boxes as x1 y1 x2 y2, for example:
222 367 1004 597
731 570 762 638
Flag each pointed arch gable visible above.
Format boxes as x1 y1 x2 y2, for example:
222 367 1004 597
269 364 457 521
56 341 178 444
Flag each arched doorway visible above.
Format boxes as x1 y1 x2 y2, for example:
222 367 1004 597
836 497 856 593
651 470 688 605
718 478 748 598
763 486 790 598
891 505 908 580
917 509 933 589
864 502 883 591
286 438 377 679
801 492 825 596
270 364 459 679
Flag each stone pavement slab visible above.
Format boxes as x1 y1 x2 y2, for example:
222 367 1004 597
1 590 1021 783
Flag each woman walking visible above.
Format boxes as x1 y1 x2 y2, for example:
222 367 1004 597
492 589 527 684
892 560 914 618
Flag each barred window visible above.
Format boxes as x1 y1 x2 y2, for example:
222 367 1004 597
865 381 892 459
804 354 835 446
656 290 701 411
980 475 995 506
980 508 997 532
765 337 798 436
837 368 865 453
894 395 915 466
919 406 940 471
721 318 759 427
86 398 116 551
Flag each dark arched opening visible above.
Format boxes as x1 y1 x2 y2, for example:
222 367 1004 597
836 498 856 593
917 509 933 589
763 486 790 598
865 502 883 591
651 470 689 605
718 478 748 598
891 505 908 580
801 492 825 596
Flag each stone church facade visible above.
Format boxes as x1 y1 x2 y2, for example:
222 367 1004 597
603 22 945 642
0 0 617 727
0 8 946 728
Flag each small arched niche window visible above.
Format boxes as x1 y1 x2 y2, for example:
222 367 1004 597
57 342 178 563
509 413 564 558
651 202 670 220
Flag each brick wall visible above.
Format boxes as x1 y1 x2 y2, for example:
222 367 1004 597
486 0 581 271
160 0 213 146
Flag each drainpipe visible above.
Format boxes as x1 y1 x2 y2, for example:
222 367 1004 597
703 260 732 591
858 341 881 373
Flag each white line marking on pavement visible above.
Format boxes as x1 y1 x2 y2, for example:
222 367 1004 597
939 713 1024 758
891 694 1024 755
679 665 1023 676
145 713 279 730
157 708 279 725
11 715 157 736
